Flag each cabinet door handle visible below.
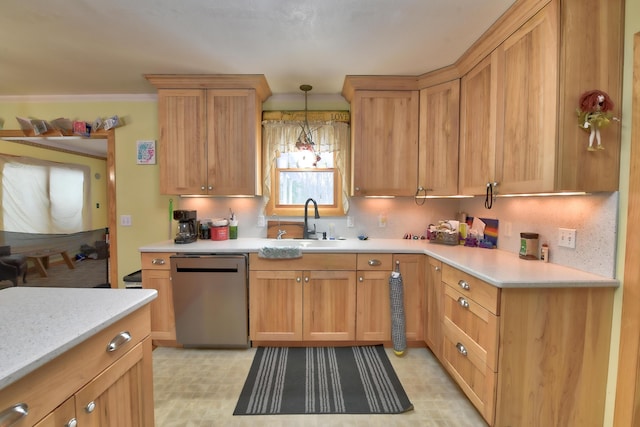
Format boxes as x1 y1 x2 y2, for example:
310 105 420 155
201 185 206 191
0 403 28 425
106 331 131 352
85 401 96 413
458 279 470 290
456 342 468 357
359 276 364 282
66 418 78 427
296 277 301 282
434 266 441 271
151 258 166 265
208 186 213 191
304 276 309 283
367 259 381 266
457 297 470 309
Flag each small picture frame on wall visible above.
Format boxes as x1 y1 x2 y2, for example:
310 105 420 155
136 140 156 165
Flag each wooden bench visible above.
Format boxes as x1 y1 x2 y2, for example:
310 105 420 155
26 249 75 278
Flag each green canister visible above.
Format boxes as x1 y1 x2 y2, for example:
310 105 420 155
519 232 539 260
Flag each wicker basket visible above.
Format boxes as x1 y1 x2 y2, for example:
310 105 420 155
429 229 459 246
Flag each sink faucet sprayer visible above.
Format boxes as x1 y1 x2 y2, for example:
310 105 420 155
303 198 320 239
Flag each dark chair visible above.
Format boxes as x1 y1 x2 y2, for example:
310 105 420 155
0 245 27 287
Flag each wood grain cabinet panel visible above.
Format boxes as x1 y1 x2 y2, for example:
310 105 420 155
141 252 176 342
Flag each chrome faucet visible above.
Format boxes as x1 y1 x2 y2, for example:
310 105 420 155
276 229 287 239
303 198 320 239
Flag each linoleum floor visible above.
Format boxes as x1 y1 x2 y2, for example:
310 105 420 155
152 346 488 426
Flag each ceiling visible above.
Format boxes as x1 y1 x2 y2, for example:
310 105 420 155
1 0 516 98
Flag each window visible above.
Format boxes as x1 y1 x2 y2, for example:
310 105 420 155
262 111 350 217
0 155 91 233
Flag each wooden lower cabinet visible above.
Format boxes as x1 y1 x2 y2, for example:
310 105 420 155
0 306 154 427
393 254 425 342
440 264 614 426
356 254 393 341
424 257 443 360
141 252 176 342
249 253 357 343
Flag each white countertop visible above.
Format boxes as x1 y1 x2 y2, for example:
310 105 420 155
140 238 618 288
0 287 157 389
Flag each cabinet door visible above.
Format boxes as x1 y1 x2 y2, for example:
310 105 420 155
393 254 425 341
34 397 76 427
157 89 207 195
351 90 419 196
459 52 500 195
75 339 153 427
419 80 460 196
303 270 356 341
206 89 260 195
498 4 558 194
250 270 303 341
356 270 391 341
142 269 176 341
425 257 443 360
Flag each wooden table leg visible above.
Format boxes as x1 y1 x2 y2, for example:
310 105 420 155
28 257 48 278
61 251 75 270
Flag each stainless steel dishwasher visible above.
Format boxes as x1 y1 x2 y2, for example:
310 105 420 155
170 254 248 348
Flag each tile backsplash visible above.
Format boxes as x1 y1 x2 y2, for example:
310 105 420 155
179 192 618 278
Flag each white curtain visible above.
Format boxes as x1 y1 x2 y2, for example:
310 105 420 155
262 120 350 213
0 155 91 233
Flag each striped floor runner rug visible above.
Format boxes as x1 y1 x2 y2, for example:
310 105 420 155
233 345 413 415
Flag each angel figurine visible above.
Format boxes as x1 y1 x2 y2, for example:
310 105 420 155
576 90 617 151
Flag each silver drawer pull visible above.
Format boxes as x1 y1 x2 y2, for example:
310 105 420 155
456 342 468 357
0 403 28 425
85 401 96 413
151 258 166 265
457 297 469 309
66 418 78 427
458 279 470 290
106 331 131 352
367 259 381 266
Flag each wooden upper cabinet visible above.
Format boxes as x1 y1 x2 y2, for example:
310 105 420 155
146 74 271 195
458 0 623 195
459 52 499 196
157 89 207 195
419 80 460 196
343 77 419 196
498 2 558 194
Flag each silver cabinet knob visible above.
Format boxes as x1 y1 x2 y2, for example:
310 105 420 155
208 186 213 191
66 418 78 427
201 185 206 191
106 331 132 352
0 403 28 425
457 297 469 309
296 277 301 282
458 279 470 290
304 276 309 283
359 276 364 282
85 401 96 413
456 342 468 357
434 266 441 271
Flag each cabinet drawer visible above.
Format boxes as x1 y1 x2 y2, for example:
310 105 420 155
443 284 499 370
442 325 496 424
249 253 356 270
0 306 150 426
141 252 173 270
441 264 500 314
356 253 392 270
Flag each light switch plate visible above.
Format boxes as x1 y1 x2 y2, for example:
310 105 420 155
120 215 132 226
347 216 354 228
257 215 265 227
558 228 576 248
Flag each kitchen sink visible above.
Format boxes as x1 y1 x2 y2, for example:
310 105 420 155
263 239 349 248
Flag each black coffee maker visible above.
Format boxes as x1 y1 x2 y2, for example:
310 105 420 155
173 210 198 244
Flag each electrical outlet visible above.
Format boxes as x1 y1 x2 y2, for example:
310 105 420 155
503 221 512 237
120 215 132 226
558 228 576 248
257 215 265 227
347 216 354 228
378 213 387 228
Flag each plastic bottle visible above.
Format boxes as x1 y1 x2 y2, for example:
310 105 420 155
541 243 549 263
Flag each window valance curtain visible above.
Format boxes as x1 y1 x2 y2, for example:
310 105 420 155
262 119 350 213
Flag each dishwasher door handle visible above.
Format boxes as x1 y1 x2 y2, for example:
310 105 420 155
174 266 239 273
